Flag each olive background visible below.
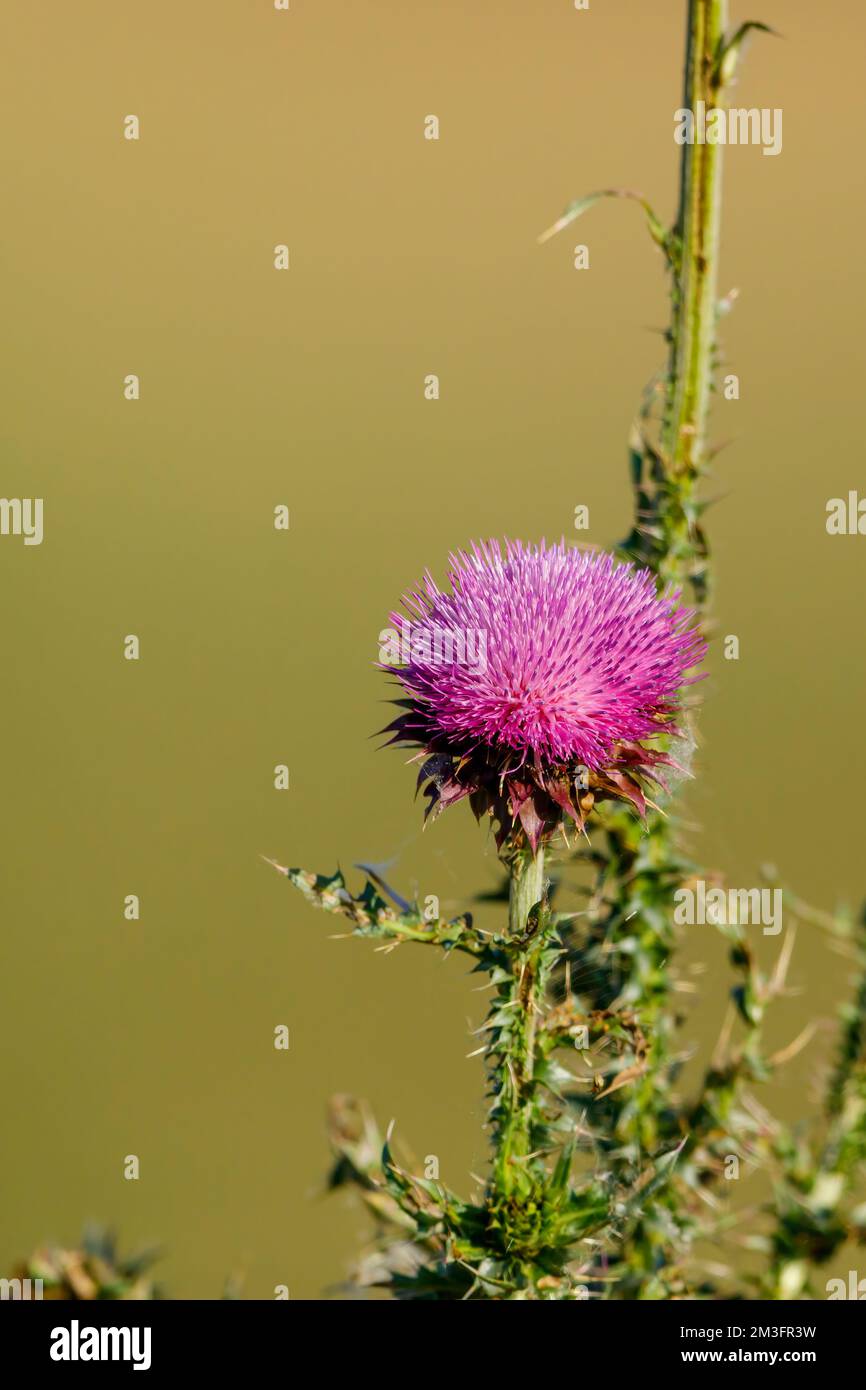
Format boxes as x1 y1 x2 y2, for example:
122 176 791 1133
1 0 864 1298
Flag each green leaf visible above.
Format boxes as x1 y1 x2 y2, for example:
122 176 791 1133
266 857 488 957
538 189 671 258
714 22 780 87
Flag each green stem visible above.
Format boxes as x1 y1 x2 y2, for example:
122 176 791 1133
663 0 727 485
508 846 546 936
491 847 546 1202
588 0 730 1297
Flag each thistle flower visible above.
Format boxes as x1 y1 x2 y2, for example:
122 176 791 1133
381 539 705 850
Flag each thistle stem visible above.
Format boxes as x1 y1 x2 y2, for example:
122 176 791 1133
508 845 546 937
592 1 730 1295
663 0 727 486
490 847 547 1205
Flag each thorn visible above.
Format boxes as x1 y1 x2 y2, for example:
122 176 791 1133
768 1022 817 1068
769 921 797 996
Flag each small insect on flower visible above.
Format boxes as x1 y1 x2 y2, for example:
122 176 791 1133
380 539 706 850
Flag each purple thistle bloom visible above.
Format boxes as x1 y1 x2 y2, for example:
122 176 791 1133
382 540 705 850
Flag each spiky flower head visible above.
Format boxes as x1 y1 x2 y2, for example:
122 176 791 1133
380 539 705 850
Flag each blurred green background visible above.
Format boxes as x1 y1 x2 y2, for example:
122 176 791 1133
2 0 864 1298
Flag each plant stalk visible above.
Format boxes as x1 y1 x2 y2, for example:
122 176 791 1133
491 846 547 1206
664 0 727 478
584 0 730 1295
508 845 546 937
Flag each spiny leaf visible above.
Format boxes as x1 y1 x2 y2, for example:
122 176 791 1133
266 857 487 956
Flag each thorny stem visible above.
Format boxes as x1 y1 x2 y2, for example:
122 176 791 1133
583 0 730 1293
663 0 728 488
606 0 728 1103
492 846 547 1202
508 846 546 937
625 0 729 606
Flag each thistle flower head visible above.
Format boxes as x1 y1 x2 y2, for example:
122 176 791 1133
381 540 705 850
